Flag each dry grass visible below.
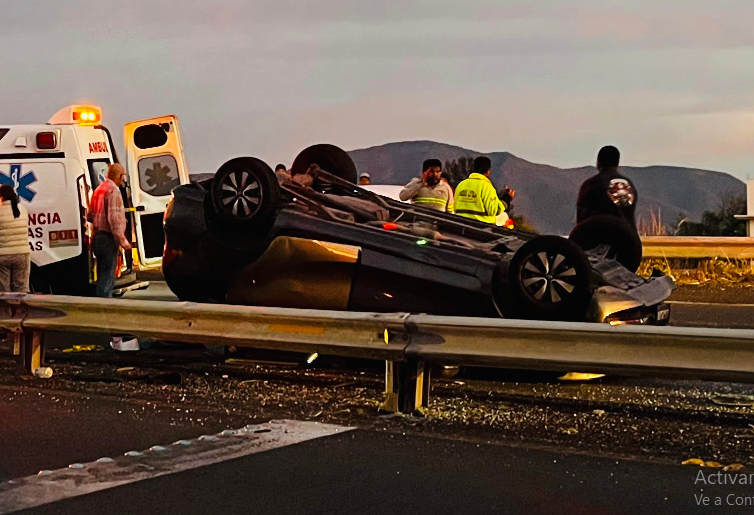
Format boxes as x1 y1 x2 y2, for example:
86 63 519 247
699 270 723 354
638 258 754 285
637 208 668 236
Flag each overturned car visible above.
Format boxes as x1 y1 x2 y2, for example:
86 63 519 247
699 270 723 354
163 145 673 324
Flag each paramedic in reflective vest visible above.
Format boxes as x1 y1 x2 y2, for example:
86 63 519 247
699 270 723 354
399 159 455 212
454 156 505 224
90 163 132 297
576 145 637 227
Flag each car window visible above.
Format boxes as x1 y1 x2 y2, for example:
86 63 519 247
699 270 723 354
137 154 180 197
87 159 110 188
134 124 169 149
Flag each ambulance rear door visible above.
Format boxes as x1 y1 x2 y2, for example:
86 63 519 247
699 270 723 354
124 116 189 269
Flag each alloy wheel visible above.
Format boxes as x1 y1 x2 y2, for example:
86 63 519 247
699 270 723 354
520 251 578 303
219 170 262 218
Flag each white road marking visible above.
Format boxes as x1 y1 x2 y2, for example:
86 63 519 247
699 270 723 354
0 420 352 515
667 300 754 308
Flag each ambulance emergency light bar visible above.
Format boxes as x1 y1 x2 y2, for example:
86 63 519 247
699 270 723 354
48 105 102 126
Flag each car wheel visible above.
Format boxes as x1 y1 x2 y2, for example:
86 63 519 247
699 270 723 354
290 144 358 184
210 157 280 226
507 235 591 321
569 215 642 272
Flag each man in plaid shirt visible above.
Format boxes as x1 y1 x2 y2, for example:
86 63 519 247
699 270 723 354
90 163 132 297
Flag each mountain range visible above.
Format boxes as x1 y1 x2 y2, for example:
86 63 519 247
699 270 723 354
190 141 745 235
348 141 745 234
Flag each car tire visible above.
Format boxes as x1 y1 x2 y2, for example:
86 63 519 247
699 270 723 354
569 215 642 272
210 157 280 227
290 144 358 184
507 235 591 321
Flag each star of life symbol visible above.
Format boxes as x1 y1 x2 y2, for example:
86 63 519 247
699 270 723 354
0 164 37 202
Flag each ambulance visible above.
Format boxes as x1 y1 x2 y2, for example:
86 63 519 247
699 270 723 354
0 105 190 295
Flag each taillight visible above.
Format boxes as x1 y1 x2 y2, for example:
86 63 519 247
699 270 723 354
36 132 57 149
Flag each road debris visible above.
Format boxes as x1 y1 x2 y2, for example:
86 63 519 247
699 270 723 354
709 394 754 406
63 345 104 353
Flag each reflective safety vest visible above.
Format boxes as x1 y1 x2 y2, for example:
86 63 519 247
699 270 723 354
399 179 455 213
454 173 505 224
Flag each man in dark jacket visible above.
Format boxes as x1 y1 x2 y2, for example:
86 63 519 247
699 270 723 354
576 146 637 226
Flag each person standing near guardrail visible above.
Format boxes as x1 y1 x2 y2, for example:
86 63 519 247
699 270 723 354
576 146 637 226
89 163 132 298
0 184 30 292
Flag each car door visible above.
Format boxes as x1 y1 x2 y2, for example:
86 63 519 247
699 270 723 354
124 116 190 269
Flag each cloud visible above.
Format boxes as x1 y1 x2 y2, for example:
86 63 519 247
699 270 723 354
0 0 752 179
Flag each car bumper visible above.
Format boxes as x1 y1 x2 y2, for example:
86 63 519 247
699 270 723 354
604 302 670 326
588 275 675 325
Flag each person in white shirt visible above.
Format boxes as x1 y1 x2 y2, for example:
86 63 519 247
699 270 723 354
0 184 30 292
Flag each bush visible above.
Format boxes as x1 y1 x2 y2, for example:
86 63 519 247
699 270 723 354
675 195 746 236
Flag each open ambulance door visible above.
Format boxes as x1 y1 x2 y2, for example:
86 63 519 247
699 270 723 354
124 116 190 270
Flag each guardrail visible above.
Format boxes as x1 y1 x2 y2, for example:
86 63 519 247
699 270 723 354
641 236 754 259
5 293 754 413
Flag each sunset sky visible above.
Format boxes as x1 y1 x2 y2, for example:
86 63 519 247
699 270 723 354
2 0 753 180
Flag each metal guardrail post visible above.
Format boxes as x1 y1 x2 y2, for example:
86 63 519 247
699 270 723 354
383 360 430 414
11 332 20 357
20 329 43 376
0 294 36 375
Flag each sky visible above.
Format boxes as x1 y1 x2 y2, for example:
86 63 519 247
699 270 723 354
2 0 753 180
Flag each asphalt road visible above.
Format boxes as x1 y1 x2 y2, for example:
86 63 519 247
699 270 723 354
667 301 754 329
0 389 732 515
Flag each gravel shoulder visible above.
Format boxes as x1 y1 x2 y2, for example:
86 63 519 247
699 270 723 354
2 351 754 470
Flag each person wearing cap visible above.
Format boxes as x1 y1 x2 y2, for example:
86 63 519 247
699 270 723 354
399 159 455 213
358 173 371 186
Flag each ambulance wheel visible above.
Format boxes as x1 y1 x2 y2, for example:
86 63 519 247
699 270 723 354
569 215 642 272
507 236 591 321
210 157 280 227
290 144 358 184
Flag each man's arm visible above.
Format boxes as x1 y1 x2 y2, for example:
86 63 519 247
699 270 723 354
499 186 515 210
399 178 423 201
444 183 455 213
481 183 505 216
106 188 131 249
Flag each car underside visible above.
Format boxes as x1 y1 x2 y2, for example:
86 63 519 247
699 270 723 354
163 145 674 324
